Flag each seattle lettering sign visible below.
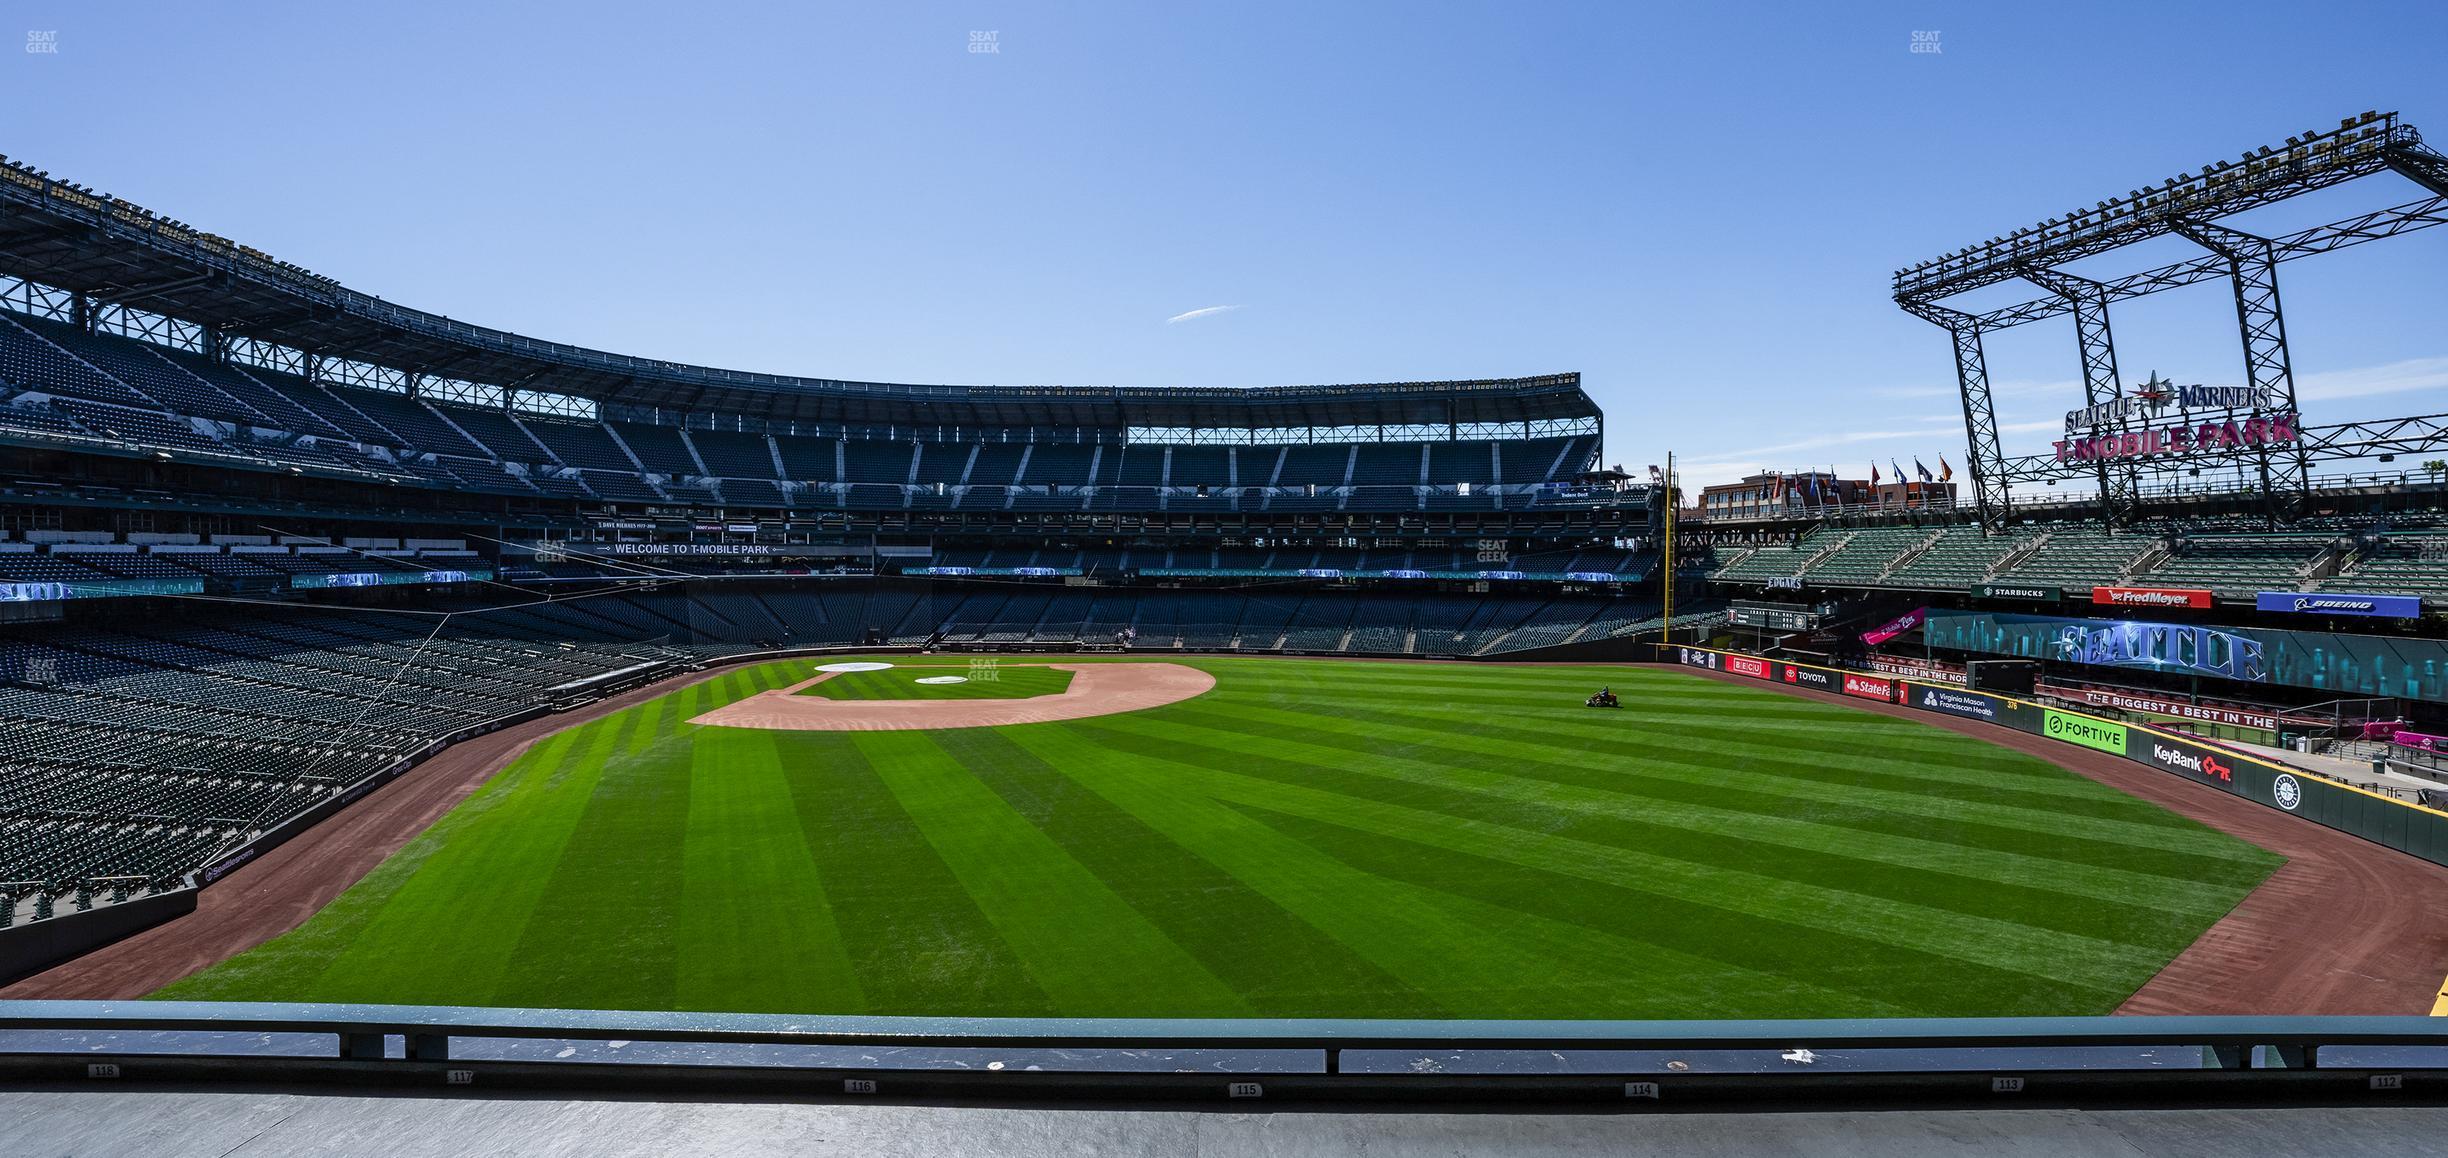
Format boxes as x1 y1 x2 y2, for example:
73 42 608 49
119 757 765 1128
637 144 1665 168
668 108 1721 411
2062 375 2276 435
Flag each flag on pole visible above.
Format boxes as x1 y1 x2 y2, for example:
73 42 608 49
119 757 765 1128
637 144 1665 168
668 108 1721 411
1915 458 1933 483
1939 455 1954 483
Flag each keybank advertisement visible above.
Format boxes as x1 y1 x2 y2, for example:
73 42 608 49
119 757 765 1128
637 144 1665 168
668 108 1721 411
1921 611 2448 703
2138 734 2236 787
2042 709 2129 755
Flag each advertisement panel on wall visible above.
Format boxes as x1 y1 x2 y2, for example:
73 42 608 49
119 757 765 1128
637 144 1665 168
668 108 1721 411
1780 663 1838 692
2042 709 2129 755
1921 610 2448 703
1973 584 2062 603
1867 656 1966 685
1908 684 2006 724
2092 587 2215 610
1841 673 1894 702
1724 654 1771 679
1860 607 1927 646
2133 733 2239 788
2254 591 2423 619
2045 686 2281 731
1677 646 1719 671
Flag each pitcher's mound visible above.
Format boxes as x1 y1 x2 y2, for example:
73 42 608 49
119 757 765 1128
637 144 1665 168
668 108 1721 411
690 662 1215 731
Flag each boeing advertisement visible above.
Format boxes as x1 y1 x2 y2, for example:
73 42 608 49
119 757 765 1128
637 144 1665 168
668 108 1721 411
2254 591 2422 619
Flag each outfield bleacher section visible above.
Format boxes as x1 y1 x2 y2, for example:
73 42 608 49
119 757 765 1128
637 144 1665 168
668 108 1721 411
1708 517 2448 605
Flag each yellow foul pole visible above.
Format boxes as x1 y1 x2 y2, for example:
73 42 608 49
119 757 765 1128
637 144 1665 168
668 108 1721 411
1660 452 1675 648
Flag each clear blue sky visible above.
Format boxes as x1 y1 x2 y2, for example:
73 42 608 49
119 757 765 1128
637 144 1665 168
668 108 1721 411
5 1 2442 489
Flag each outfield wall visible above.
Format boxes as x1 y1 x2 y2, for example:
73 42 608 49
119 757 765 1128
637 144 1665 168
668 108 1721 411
1668 645 2448 869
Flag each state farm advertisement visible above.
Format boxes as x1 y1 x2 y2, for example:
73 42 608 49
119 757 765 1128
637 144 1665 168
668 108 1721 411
2091 586 2214 610
1842 673 1893 702
1725 655 1770 679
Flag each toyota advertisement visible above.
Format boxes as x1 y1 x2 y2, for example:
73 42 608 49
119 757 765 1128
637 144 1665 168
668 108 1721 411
1783 664 1836 692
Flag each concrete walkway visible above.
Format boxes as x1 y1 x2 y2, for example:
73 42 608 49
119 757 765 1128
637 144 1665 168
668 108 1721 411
9 1089 2448 1157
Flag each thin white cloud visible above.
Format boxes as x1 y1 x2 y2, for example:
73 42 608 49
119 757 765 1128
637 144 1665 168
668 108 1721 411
1165 304 1243 325
2295 356 2448 404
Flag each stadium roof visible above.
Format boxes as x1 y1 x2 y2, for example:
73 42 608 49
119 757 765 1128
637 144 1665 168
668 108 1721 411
0 162 1596 430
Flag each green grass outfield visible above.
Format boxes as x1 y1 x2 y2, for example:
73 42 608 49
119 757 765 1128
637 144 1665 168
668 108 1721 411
800 664 1075 700
159 657 2281 1019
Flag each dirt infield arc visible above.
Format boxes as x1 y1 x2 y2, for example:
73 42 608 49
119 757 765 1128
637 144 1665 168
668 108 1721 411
689 662 1215 731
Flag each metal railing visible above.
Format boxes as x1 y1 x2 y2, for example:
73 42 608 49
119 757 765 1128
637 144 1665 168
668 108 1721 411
1 1002 2443 1105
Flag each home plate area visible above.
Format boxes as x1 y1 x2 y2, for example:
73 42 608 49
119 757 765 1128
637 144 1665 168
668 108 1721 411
689 661 1216 731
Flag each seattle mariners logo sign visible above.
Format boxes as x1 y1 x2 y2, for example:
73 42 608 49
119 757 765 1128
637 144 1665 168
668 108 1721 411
2271 773 2303 812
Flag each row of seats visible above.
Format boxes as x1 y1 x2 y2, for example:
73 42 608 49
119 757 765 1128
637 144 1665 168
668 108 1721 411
0 310 1597 509
1710 518 2448 603
0 607 691 905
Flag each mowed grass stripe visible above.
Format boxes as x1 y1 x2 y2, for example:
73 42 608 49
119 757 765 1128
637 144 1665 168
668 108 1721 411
674 726 865 1013
773 732 1057 1016
1173 695 2267 880
1074 725 2173 989
1113 706 2254 917
488 706 693 1011
938 727 1448 1017
1025 734 1923 1019
1230 804 2135 1016
1310 700 2265 866
196 717 618 1004
857 731 1249 1015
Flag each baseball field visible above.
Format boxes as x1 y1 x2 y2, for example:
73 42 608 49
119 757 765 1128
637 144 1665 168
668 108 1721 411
155 657 2281 1018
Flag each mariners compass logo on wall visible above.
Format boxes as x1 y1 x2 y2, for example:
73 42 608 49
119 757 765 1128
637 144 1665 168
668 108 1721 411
2271 773 2303 812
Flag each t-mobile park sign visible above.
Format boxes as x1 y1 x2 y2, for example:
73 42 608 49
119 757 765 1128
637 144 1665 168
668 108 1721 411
2055 376 2300 463
2054 413 2299 463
